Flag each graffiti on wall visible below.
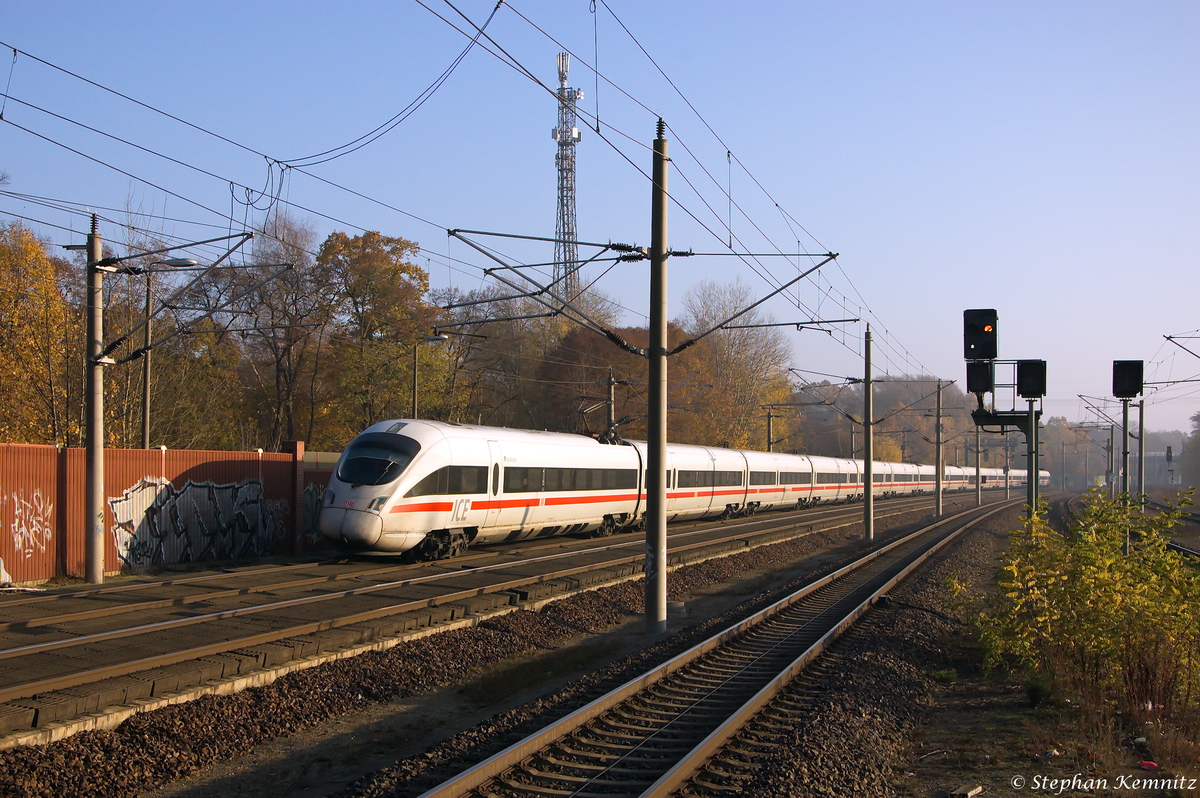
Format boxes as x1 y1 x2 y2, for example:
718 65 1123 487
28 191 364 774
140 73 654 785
8 489 54 560
0 558 10 586
109 477 290 568
303 482 325 543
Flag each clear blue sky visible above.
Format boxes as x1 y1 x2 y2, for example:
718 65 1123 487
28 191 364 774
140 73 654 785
2 1 1198 433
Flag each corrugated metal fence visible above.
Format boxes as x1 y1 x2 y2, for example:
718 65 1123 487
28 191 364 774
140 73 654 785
0 443 336 585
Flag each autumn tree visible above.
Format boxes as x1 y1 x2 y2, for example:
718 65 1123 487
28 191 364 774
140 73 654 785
0 224 72 443
672 278 792 449
226 212 335 449
315 230 438 446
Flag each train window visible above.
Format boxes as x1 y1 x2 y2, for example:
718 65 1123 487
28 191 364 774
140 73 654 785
504 467 544 493
678 470 744 488
779 471 812 484
337 433 422 486
872 474 885 483
545 468 638 491
718 471 743 487
749 471 777 486
504 467 638 493
492 464 499 496
816 472 842 484
406 465 489 497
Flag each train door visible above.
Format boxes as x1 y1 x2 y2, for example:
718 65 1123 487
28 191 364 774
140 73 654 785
484 440 503 530
663 449 677 518
703 448 719 515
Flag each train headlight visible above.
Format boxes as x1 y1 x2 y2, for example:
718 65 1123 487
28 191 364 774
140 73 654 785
368 495 390 513
324 489 335 506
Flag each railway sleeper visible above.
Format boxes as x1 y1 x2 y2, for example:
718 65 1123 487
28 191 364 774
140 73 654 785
538 755 659 779
614 703 728 724
557 741 685 765
512 766 622 787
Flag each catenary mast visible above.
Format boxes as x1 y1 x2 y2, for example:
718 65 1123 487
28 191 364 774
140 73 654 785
552 53 583 300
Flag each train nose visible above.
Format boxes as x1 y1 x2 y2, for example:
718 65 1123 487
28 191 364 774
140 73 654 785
319 507 384 547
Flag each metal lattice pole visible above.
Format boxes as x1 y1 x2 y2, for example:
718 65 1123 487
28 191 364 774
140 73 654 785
553 53 583 300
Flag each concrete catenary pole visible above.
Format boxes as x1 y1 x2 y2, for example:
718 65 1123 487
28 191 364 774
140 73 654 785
412 344 419 419
863 325 873 541
1027 399 1038 519
1121 398 1130 496
1121 398 1132 554
935 379 943 517
607 367 616 433
975 427 982 506
141 268 152 449
1109 425 1116 500
1061 442 1067 492
85 215 105 584
1137 399 1145 508
1004 433 1011 499
766 406 775 453
645 119 669 635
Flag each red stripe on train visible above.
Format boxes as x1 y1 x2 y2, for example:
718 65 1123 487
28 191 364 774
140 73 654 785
389 501 454 513
544 493 641 506
470 498 542 510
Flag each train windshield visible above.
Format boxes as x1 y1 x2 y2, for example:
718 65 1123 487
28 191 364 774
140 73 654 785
336 433 422 486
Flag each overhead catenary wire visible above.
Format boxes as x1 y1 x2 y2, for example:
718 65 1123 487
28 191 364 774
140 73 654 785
280 0 504 167
503 2 929 379
2 10 922 384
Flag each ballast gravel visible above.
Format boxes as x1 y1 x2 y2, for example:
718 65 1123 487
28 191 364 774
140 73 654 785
727 509 1022 797
0 499 986 798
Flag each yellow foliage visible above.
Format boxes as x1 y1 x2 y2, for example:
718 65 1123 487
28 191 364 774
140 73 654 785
977 491 1200 722
0 224 70 443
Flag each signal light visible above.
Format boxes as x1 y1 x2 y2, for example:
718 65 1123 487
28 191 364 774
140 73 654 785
1017 359 1047 399
966 361 994 395
963 309 998 360
1113 360 1143 398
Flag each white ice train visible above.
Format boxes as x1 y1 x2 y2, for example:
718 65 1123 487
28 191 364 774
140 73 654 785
319 420 1048 559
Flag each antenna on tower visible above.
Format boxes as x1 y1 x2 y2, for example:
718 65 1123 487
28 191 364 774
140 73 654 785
552 53 584 300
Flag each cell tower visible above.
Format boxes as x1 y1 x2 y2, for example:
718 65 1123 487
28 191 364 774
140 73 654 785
552 52 584 300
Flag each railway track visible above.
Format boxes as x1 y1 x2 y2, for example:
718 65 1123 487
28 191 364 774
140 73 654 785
1067 497 1200 559
0 494 993 738
417 498 1020 798
1144 499 1200 558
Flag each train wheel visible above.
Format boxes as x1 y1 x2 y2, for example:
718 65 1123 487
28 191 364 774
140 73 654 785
587 516 618 538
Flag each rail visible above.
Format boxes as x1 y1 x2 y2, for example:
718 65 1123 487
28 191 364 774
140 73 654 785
417 499 1020 798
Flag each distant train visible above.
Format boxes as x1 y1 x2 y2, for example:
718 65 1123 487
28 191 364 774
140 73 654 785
319 420 1048 559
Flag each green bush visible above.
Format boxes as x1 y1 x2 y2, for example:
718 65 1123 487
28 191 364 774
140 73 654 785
977 491 1200 724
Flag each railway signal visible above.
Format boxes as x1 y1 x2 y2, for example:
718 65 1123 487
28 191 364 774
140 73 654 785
963 309 998 360
966 360 994 395
1113 360 1143 398
1017 360 1047 399
961 309 1045 520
